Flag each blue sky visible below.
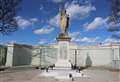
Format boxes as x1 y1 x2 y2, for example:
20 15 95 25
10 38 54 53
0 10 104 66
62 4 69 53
1 0 120 46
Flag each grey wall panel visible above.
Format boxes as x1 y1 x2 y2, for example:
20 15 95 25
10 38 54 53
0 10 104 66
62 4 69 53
13 45 32 66
112 48 120 69
76 48 113 67
6 43 120 70
31 48 57 67
0 46 7 66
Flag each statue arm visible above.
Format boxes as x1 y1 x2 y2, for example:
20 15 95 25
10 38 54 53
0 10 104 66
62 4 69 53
66 16 69 28
65 15 69 32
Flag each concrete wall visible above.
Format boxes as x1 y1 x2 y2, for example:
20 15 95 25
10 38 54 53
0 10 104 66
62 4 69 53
31 47 57 67
31 48 41 66
76 47 112 67
5 43 120 70
6 44 32 67
112 47 120 69
6 44 14 67
0 45 7 66
69 45 120 69
12 44 32 66
31 45 120 70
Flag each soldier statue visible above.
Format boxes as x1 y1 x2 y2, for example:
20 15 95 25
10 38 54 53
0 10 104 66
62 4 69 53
60 9 69 34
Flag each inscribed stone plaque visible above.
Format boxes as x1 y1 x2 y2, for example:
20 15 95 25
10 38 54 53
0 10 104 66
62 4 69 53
59 42 68 59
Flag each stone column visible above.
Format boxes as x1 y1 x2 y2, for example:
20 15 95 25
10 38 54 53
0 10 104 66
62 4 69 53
5 44 14 67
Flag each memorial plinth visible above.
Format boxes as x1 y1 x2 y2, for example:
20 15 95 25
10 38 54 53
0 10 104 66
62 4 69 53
55 33 71 68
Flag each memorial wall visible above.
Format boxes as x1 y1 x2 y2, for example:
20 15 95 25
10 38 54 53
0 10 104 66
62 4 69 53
3 43 120 70
5 44 32 67
0 45 7 66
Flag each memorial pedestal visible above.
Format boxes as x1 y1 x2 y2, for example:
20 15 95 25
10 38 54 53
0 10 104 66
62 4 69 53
55 33 71 68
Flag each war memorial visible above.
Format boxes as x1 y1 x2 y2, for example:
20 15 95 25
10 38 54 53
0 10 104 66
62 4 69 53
2 9 120 70
0 8 120 82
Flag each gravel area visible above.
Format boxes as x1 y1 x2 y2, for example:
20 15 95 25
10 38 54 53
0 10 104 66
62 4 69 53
0 67 119 82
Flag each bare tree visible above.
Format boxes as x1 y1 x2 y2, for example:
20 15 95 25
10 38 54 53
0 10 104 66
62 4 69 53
0 0 21 34
111 0 120 21
108 0 120 32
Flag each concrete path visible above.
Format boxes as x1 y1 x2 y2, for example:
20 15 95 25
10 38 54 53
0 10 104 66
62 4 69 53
0 68 119 82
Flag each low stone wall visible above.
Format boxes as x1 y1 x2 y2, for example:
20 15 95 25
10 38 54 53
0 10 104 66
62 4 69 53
0 45 7 66
4 43 120 70
31 47 57 67
5 44 32 67
69 45 120 70
12 44 32 66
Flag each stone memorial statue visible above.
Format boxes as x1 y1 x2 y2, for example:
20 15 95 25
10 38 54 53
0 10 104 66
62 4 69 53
60 9 69 34
57 8 71 41
55 8 71 68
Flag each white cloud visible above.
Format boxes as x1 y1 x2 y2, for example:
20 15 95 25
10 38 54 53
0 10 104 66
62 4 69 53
107 21 120 31
69 32 80 42
80 37 99 43
48 2 96 28
70 32 80 37
102 38 120 45
2 40 16 45
66 3 96 19
71 35 99 43
104 38 120 43
85 17 105 31
49 14 60 27
15 16 31 29
15 16 38 29
0 40 17 45
84 16 120 31
7 40 16 44
71 38 80 42
30 18 38 23
51 0 64 3
117 11 120 16
38 39 47 44
33 27 54 34
40 5 44 10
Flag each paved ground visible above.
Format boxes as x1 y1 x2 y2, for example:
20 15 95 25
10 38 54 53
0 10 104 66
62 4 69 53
0 67 120 82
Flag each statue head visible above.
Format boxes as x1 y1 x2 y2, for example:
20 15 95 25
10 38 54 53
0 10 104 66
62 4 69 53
61 9 66 16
